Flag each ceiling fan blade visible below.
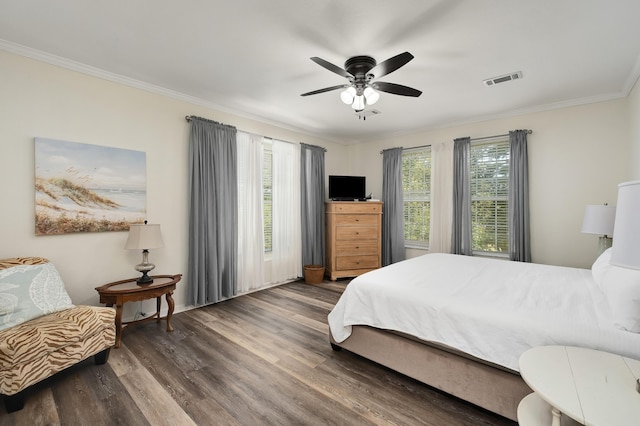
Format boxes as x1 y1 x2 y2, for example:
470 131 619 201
310 57 353 78
301 84 350 97
368 52 414 79
372 81 422 97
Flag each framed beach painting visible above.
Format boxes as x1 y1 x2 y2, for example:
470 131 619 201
34 138 147 235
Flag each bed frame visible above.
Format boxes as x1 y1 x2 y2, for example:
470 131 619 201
330 325 532 422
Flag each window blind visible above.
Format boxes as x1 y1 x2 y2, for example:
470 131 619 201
402 147 432 247
470 139 510 254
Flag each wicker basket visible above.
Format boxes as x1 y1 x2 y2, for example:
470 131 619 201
303 265 325 284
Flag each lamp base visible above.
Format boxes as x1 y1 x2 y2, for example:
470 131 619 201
136 271 154 285
598 236 613 255
134 249 155 285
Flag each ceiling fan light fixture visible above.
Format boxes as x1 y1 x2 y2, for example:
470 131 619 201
340 87 356 104
363 86 380 105
352 95 365 110
302 52 420 112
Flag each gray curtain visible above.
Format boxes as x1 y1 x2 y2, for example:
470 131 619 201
188 117 238 306
451 137 472 255
508 130 531 262
382 147 405 266
300 143 326 267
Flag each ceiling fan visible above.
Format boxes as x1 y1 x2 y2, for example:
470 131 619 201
301 52 422 112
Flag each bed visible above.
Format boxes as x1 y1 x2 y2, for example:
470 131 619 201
327 250 640 421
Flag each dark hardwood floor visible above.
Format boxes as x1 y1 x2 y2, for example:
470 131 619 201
1 280 516 426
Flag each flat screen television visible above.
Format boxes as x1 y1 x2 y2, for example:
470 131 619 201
329 175 366 201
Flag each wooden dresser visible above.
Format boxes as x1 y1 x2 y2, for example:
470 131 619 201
325 201 383 281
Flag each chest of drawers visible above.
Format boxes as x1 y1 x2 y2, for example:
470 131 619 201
325 201 383 281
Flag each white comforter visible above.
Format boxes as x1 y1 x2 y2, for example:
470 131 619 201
328 253 640 371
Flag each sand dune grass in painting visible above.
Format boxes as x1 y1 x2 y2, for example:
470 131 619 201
35 138 147 235
35 177 130 234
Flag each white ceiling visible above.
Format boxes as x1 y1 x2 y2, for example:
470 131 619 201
1 0 639 144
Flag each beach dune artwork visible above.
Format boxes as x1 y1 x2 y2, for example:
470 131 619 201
35 138 147 235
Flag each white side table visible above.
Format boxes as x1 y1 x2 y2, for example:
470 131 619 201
518 346 640 426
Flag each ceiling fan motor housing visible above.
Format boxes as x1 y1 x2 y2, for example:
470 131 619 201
345 56 377 93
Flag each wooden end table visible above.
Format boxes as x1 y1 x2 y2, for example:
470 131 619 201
95 274 182 348
518 345 640 426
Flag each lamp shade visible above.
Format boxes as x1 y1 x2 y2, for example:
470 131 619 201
340 87 356 104
352 95 365 110
611 181 640 270
363 86 380 105
125 223 164 250
581 204 616 235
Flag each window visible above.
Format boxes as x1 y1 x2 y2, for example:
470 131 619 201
469 139 509 255
263 142 272 252
402 147 432 247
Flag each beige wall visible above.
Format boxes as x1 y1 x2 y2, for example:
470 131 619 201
0 50 347 317
348 99 633 269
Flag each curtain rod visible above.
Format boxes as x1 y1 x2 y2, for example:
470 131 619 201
185 115 226 125
471 129 532 142
263 138 327 151
379 129 533 154
380 144 429 154
185 115 325 150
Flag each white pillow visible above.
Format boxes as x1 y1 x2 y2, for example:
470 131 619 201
591 248 612 289
0 262 74 331
591 247 640 332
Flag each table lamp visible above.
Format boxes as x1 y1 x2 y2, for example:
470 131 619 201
611 181 640 270
581 204 616 255
125 221 164 284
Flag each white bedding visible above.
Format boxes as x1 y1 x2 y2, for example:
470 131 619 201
328 253 640 371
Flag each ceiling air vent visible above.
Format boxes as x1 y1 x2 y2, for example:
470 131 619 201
483 71 523 87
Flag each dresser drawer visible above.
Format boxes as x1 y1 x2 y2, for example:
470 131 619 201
335 214 379 226
335 226 377 240
336 255 379 270
330 203 382 214
335 240 379 256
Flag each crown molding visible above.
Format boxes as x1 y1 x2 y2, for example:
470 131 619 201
624 52 640 95
1 38 636 147
0 39 336 143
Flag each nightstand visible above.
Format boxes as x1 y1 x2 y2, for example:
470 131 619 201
518 345 640 426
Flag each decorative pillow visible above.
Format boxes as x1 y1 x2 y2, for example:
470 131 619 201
591 247 640 332
0 262 75 331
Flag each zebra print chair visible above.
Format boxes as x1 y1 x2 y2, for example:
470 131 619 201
0 257 116 413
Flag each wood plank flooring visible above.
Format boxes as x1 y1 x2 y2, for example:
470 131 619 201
1 280 516 426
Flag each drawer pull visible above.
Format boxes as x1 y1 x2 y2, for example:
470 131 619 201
356 246 360 249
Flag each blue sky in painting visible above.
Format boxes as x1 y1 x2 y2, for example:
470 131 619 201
35 138 146 191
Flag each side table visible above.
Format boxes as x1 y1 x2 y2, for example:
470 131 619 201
95 274 182 348
518 345 640 426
